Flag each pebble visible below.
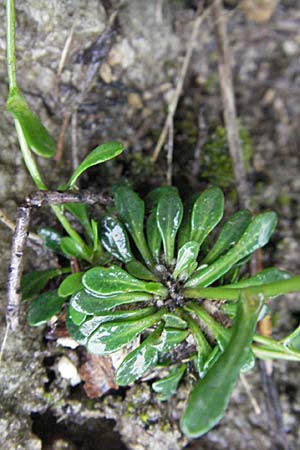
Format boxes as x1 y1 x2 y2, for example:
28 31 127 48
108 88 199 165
99 63 112 84
128 93 143 109
57 356 81 386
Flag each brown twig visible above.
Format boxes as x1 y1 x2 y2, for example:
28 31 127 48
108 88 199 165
212 0 250 210
151 4 210 162
192 106 207 178
26 190 112 207
166 117 174 186
0 208 42 243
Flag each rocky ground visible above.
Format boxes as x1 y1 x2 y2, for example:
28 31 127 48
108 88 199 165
0 1 300 449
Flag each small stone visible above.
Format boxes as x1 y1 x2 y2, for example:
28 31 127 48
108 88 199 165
57 356 81 386
99 63 112 84
108 39 135 68
283 40 298 56
128 93 143 110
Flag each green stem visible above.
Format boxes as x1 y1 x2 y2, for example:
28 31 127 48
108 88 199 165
252 345 300 362
183 277 300 302
253 334 300 360
6 0 17 91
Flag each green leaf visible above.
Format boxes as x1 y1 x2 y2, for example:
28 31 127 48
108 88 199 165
65 203 93 241
7 90 56 158
60 236 92 262
87 309 166 354
155 328 189 353
224 268 292 289
69 305 87 326
114 185 153 267
152 364 186 401
59 141 124 190
70 289 153 314
180 290 264 438
281 324 300 352
156 190 183 266
58 272 83 298
101 215 134 263
146 186 178 212
186 212 277 288
173 241 199 281
177 195 198 249
203 209 252 264
115 324 164 385
66 307 88 345
162 313 187 329
38 227 63 253
184 313 212 377
190 186 224 248
28 290 65 326
146 209 162 263
21 267 70 300
126 260 157 281
82 265 167 297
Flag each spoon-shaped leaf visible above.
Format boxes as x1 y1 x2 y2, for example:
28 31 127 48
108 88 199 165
7 90 56 158
173 241 199 281
79 307 157 338
180 290 263 438
70 289 153 314
69 305 87 326
87 308 166 354
203 209 251 265
152 364 186 401
38 227 63 253
28 290 65 326
66 307 88 345
281 324 300 352
155 328 189 353
58 272 83 298
115 324 164 386
190 187 224 248
83 265 167 297
162 313 187 329
114 185 153 267
185 212 277 288
101 215 134 263
60 237 93 262
21 267 70 300
177 195 198 249
59 141 124 190
184 313 212 377
156 190 183 266
224 268 292 289
146 186 178 212
126 260 158 281
146 209 162 263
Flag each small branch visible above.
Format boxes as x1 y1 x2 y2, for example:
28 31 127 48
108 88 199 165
192 106 207 178
0 208 42 243
212 0 250 209
26 190 111 207
151 5 210 162
240 373 261 415
6 205 31 332
71 110 79 171
55 114 71 162
166 118 174 186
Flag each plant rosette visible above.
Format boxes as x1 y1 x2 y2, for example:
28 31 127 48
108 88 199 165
25 184 300 438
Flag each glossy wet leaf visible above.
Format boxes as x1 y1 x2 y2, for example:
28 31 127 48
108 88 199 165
101 215 134 263
173 241 199 280
155 328 189 353
190 187 224 248
21 267 70 300
60 237 92 262
66 307 88 345
69 305 87 326
180 290 264 438
152 364 186 401
203 209 251 264
146 209 162 263
114 185 153 267
126 260 157 281
28 290 65 326
58 272 83 298
65 203 93 240
162 313 187 329
70 289 153 314
7 90 56 158
177 195 198 249
156 190 183 266
59 141 124 190
83 265 167 297
38 227 63 253
87 309 166 354
115 324 164 385
186 212 277 288
281 324 300 352
224 268 292 289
